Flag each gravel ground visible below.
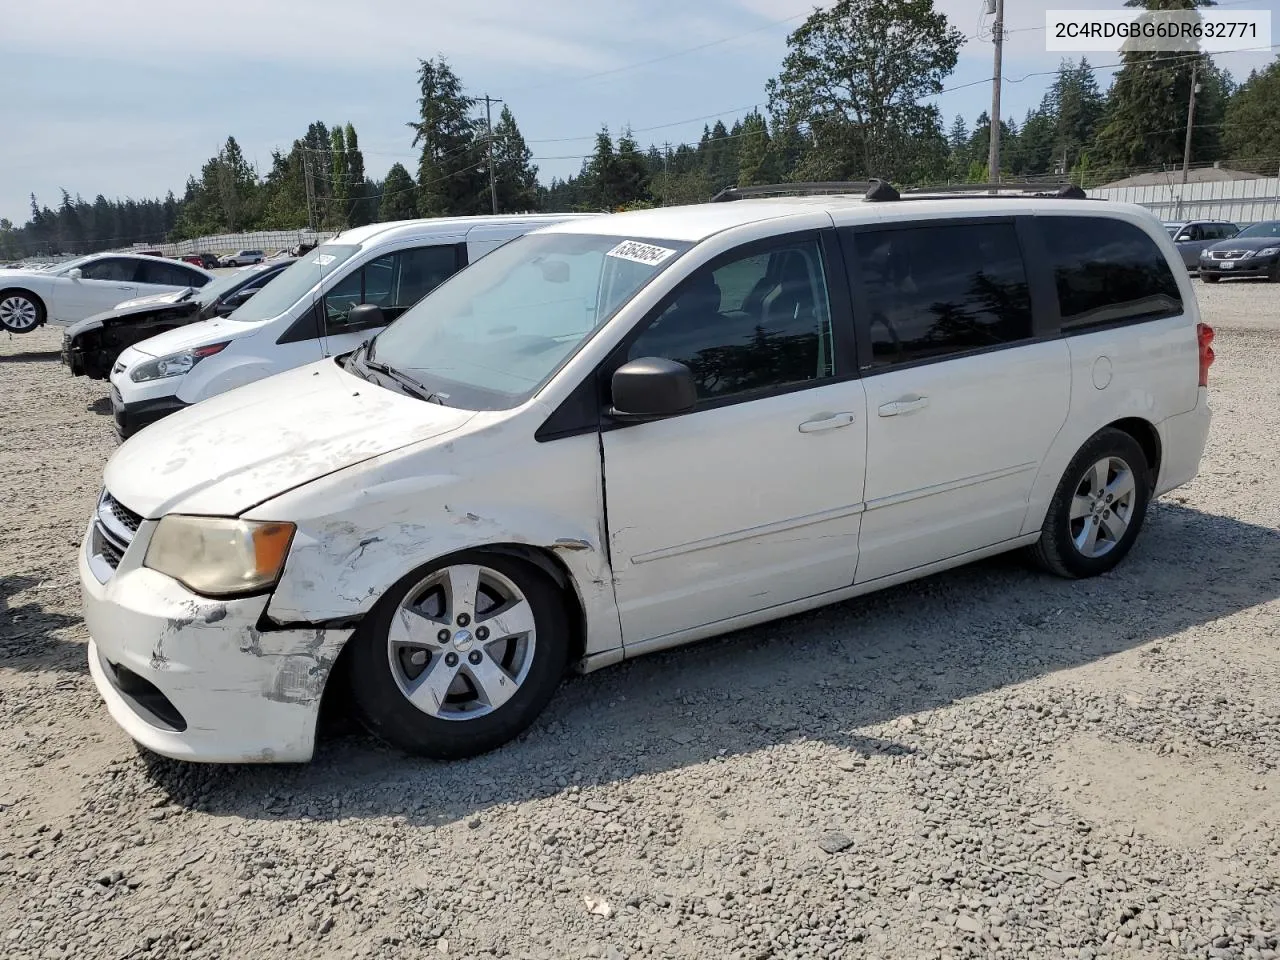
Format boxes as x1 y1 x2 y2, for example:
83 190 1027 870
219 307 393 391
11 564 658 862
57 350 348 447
2 278 1278 960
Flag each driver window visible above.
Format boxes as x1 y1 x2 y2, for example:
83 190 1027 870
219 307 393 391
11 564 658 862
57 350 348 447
323 245 460 332
80 258 136 282
627 238 836 401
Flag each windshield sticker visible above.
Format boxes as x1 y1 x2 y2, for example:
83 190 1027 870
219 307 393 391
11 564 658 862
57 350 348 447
311 253 337 266
606 240 677 266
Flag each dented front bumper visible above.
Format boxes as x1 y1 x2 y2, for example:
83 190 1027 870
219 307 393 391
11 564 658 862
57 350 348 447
79 521 351 763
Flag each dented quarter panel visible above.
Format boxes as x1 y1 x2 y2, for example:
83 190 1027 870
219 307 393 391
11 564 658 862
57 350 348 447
250 404 622 661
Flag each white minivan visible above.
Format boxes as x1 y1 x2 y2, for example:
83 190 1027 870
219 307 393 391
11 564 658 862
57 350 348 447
108 214 595 437
80 183 1213 764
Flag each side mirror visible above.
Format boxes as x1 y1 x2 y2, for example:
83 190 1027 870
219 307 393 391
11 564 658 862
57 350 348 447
68 267 83 280
609 357 697 421
343 303 386 328
1175 234 1190 242
215 289 254 315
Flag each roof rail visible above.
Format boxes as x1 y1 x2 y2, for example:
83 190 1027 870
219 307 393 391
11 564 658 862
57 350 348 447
710 180 892 202
902 182 1089 199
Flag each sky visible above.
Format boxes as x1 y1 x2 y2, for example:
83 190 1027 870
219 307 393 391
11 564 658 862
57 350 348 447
1 0 1277 227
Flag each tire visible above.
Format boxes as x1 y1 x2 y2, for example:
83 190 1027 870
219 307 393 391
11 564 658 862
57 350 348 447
1201 273 1219 283
1030 428 1151 579
1268 261 1280 283
348 551 571 759
0 290 45 333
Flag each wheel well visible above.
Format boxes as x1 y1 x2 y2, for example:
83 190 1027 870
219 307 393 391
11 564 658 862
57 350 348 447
481 543 589 667
1106 417 1162 483
0 287 46 312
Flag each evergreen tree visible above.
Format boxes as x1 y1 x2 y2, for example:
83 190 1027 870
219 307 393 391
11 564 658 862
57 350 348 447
408 57 485 216
1222 60 1280 170
344 123 370 226
737 111 776 187
491 106 539 211
329 125 349 228
379 162 418 221
587 128 624 210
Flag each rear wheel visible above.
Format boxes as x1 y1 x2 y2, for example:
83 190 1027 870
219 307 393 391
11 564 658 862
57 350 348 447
1031 428 1151 579
1268 261 1280 282
348 552 570 759
0 290 44 333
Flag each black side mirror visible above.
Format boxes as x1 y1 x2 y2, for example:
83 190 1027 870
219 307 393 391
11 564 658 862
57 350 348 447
344 303 386 328
216 288 255 315
609 357 697 421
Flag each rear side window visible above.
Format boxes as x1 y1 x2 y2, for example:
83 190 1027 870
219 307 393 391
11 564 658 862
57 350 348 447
1041 217 1182 331
853 221 1033 367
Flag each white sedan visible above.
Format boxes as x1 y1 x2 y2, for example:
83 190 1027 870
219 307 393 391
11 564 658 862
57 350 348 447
0 253 213 334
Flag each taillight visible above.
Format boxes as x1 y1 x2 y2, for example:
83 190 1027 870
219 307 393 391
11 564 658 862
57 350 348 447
1197 322 1215 387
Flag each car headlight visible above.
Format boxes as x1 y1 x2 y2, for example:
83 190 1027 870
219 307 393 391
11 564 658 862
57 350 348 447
1256 246 1280 257
129 342 229 383
144 516 296 596
1199 250 1212 259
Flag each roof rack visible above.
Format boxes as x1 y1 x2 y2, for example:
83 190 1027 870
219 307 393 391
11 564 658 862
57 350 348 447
709 179 1091 204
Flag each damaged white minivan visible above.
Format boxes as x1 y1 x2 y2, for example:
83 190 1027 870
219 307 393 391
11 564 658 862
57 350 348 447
80 183 1213 763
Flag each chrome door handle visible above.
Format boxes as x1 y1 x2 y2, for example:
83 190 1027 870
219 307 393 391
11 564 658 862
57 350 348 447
798 412 857 433
878 395 930 417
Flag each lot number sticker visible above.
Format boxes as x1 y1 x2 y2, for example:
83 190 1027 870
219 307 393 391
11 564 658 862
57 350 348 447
607 240 677 266
311 253 337 266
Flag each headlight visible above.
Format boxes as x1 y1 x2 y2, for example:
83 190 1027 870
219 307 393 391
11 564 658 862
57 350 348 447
144 516 296 596
1256 246 1280 257
1199 250 1212 259
129 342 229 383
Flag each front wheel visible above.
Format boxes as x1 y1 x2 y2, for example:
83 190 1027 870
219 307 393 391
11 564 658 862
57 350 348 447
1268 261 1280 283
1030 428 1151 579
0 291 45 333
1201 273 1220 284
348 552 570 759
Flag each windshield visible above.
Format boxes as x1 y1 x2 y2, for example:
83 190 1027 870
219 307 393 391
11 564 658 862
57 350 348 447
1236 221 1280 239
367 232 692 410
191 263 278 307
51 254 100 275
226 244 360 322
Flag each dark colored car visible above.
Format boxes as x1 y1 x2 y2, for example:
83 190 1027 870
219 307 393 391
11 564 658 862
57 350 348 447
61 259 295 379
196 252 222 269
1198 220 1280 282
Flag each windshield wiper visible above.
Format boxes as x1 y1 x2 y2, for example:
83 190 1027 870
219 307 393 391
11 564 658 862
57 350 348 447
357 344 448 405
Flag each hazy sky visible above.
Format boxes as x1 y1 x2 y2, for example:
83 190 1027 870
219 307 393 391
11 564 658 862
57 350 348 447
2 0 1276 225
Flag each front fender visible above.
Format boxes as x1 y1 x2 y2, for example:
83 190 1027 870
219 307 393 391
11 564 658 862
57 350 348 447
248 429 621 659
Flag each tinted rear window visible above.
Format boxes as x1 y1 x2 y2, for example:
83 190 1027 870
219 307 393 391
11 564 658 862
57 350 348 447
1042 217 1182 331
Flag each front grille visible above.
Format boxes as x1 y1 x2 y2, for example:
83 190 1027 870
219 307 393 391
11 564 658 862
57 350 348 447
103 492 142 534
1210 250 1249 261
88 489 142 581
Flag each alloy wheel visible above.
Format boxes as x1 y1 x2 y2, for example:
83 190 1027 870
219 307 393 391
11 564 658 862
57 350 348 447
1069 456 1137 559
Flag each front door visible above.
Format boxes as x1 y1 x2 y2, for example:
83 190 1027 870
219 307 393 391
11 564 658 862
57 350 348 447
320 244 463 356
55 257 138 322
843 218 1070 583
603 233 868 644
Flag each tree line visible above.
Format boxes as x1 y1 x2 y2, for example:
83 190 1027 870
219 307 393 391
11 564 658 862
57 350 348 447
3 0 1278 260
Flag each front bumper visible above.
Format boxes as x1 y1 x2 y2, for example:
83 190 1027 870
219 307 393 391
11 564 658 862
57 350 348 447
1199 256 1278 278
61 332 85 376
80 516 352 763
110 388 188 439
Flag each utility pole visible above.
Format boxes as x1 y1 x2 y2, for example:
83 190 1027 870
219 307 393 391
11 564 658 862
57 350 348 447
1180 59 1200 188
482 94 503 215
663 141 671 207
987 0 1005 187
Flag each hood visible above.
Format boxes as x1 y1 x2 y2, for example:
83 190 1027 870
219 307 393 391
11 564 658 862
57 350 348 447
116 289 189 310
103 358 476 518
126 316 252 358
67 297 196 339
1206 236 1280 253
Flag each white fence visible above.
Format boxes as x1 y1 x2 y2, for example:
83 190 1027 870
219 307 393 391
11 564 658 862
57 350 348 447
1088 176 1280 225
129 229 338 258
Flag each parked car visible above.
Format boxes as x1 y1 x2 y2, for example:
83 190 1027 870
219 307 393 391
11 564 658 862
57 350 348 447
108 214 596 437
1197 219 1280 282
220 249 265 267
179 254 205 268
0 253 213 334
1163 220 1238 270
62 259 296 380
194 252 221 270
80 184 1213 764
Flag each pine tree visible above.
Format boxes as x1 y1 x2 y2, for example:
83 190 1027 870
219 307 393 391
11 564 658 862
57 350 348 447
408 58 485 216
1222 61 1280 170
329 126 349 228
587 128 624 210
379 163 418 221
737 111 776 187
491 106 539 211
344 123 370 226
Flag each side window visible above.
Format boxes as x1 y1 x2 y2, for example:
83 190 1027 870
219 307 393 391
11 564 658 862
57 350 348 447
854 221 1032 367
184 266 212 288
323 245 460 331
627 237 836 401
1041 216 1183 332
79 258 135 282
138 260 199 287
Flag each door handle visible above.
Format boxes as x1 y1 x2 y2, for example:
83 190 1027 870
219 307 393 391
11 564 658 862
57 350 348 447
117 286 133 290
878 395 930 417
798 412 857 433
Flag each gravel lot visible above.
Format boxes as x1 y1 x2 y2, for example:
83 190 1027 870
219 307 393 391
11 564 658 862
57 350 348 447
2 279 1278 960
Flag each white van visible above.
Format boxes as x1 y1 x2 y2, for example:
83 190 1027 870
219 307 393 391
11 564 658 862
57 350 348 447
108 214 596 437
80 183 1213 764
